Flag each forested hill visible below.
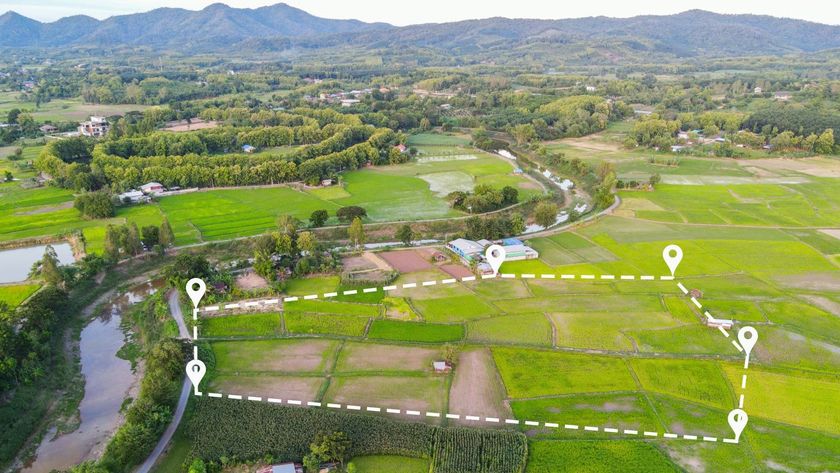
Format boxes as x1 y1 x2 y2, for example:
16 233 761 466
2 5 840 59
331 10 840 58
0 3 389 49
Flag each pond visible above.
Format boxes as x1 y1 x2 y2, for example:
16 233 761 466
21 279 165 473
0 242 75 284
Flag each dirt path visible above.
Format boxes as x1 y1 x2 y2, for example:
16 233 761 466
136 291 190 473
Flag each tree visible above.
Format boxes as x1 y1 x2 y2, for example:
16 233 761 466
419 118 431 131
276 233 294 255
39 245 64 286
815 129 835 154
308 431 351 470
297 231 316 255
159 217 175 247
104 224 122 260
141 225 160 248
3 171 11 182
348 217 365 248
125 222 143 255
253 250 274 281
336 206 367 223
396 224 414 246
534 201 558 229
501 186 519 205
165 254 212 285
510 213 525 235
276 214 300 236
187 459 207 473
510 123 537 145
309 209 329 227
74 191 115 219
649 173 661 187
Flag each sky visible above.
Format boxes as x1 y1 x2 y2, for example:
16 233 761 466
2 0 839 25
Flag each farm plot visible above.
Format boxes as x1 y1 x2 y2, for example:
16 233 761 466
211 375 324 401
448 349 511 425
211 339 338 374
334 342 441 373
0 284 40 308
511 393 659 438
202 313 281 338
492 348 636 398
526 440 680 473
550 311 681 351
467 313 553 346
721 365 840 433
324 376 448 415
629 359 732 408
366 320 464 343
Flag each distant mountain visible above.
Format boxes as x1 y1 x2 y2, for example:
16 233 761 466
326 10 840 58
0 3 390 49
2 5 840 59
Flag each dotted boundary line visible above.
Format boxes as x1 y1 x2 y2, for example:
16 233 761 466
677 282 751 412
199 273 675 313
194 390 729 443
191 274 749 445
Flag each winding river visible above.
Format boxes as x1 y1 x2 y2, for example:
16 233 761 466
21 279 164 473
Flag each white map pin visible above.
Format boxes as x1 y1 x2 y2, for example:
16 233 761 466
485 244 506 276
186 278 206 309
737 326 758 368
662 244 683 276
727 408 749 443
186 347 206 395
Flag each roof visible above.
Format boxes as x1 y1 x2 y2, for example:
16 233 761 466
433 361 448 370
503 244 537 255
271 464 296 473
140 182 163 189
242 144 256 150
448 238 484 255
119 190 144 198
503 238 524 246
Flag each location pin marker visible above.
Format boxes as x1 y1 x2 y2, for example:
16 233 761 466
186 347 207 395
737 326 758 368
485 244 506 276
186 278 206 309
727 408 749 443
662 244 683 276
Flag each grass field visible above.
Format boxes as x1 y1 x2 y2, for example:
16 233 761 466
367 320 464 342
467 313 553 346
0 284 40 308
202 313 281 338
526 440 680 473
349 455 430 473
0 93 148 122
493 348 636 398
168 157 840 473
0 147 542 251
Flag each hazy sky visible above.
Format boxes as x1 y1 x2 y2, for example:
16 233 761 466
3 0 839 25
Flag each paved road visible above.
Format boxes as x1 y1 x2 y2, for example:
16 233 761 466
135 290 191 473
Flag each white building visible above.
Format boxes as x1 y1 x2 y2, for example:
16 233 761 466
140 182 165 195
117 190 149 204
79 116 109 137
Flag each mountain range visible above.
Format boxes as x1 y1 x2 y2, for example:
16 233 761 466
2 3 840 59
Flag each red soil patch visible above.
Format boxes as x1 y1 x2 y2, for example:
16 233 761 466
440 264 472 279
378 250 433 273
